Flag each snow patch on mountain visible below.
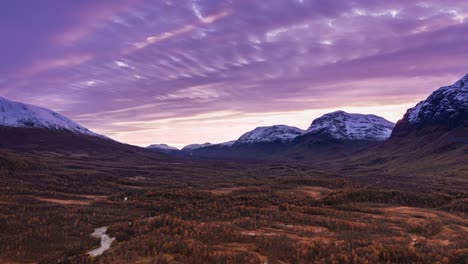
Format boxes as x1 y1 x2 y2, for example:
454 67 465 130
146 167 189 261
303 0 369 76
236 125 305 144
147 144 179 151
306 111 395 141
0 96 102 137
182 143 213 151
406 74 468 126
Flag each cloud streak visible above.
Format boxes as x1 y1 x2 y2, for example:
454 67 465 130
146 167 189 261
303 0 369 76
127 9 231 53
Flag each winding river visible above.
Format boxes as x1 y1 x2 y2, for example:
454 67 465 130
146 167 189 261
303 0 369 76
87 226 116 257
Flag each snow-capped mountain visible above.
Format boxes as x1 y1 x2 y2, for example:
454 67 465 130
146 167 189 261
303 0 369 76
182 143 213 152
306 111 395 141
0 97 170 159
0 96 102 137
147 144 179 151
365 75 468 169
405 74 467 128
147 144 180 154
236 125 305 144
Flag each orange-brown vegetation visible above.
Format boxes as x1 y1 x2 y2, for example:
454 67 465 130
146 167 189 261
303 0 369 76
0 152 466 263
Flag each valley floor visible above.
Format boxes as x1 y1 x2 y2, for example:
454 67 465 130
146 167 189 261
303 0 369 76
0 155 467 263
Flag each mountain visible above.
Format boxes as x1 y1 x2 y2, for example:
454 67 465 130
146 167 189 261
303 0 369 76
287 112 395 160
0 97 166 160
235 125 304 144
305 111 394 141
189 74 467 163
0 97 102 137
182 143 213 153
392 74 468 136
351 74 468 176
217 140 236 147
190 114 396 161
190 125 304 160
147 144 180 154
190 141 235 158
148 144 179 151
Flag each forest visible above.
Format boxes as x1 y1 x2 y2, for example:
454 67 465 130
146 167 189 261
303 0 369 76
0 151 466 263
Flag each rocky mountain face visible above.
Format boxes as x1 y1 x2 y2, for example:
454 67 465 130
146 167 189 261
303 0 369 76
0 96 102 137
356 74 468 171
182 143 213 153
0 96 166 160
187 112 394 160
393 74 468 136
235 125 305 145
147 144 180 154
189 126 304 160
306 111 395 141
283 112 395 160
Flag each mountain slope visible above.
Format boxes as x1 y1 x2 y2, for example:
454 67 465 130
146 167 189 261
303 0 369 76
348 74 468 176
235 125 304 144
287 112 395 160
305 111 394 141
147 144 180 155
393 74 468 136
190 113 396 161
182 143 213 153
191 126 304 160
0 97 166 160
148 144 178 151
0 97 102 137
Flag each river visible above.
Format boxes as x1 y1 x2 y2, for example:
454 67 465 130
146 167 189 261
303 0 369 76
87 226 116 257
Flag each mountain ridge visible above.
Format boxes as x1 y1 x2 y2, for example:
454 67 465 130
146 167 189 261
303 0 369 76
0 96 103 138
0 97 167 160
184 111 395 160
393 74 468 137
306 111 395 141
235 125 305 145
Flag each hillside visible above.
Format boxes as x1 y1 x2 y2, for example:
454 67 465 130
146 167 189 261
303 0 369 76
0 96 167 161
342 75 468 176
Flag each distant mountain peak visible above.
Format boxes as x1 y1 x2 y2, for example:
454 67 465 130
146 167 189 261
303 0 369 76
0 96 102 137
236 125 305 144
306 111 395 141
405 74 468 127
147 144 179 151
182 142 213 151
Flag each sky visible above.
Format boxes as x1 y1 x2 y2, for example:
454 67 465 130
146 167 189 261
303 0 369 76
1 0 467 148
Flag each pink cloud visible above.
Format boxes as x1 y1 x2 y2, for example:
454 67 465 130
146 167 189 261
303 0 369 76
18 54 94 77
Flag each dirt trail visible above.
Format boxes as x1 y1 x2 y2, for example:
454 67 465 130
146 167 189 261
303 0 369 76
34 194 108 206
